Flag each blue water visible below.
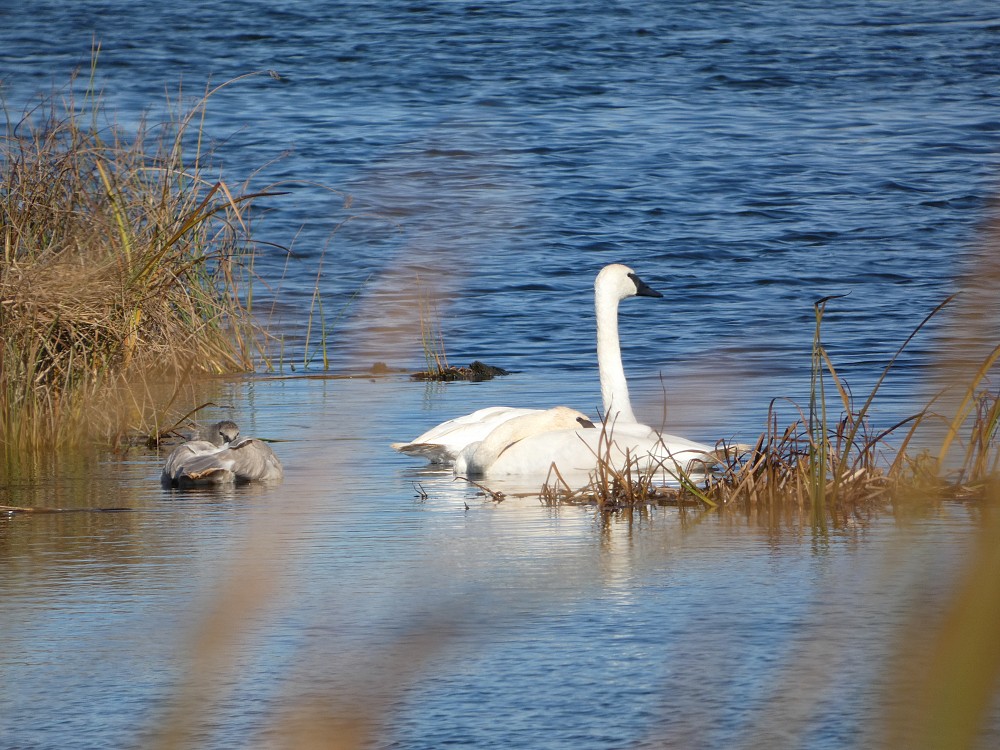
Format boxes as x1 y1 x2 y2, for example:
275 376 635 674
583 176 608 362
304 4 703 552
4 1 998 394
2 2 1000 748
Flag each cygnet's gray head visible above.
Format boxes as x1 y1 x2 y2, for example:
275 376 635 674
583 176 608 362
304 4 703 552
201 420 240 446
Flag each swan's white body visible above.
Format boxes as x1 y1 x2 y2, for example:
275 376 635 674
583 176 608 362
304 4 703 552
462 420 714 483
161 420 283 487
454 406 596 476
393 263 716 483
391 406 542 464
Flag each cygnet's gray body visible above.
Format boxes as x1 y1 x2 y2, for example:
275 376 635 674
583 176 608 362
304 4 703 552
161 420 283 487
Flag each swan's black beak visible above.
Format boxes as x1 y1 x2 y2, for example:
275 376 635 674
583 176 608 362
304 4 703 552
628 272 663 298
577 417 597 429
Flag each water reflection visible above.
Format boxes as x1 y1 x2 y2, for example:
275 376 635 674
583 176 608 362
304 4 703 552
0 373 993 749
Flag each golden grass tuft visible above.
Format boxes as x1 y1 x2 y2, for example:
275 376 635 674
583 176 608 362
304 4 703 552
1 58 281 456
416 283 451 378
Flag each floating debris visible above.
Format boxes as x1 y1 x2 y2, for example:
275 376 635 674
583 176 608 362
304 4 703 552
410 360 511 382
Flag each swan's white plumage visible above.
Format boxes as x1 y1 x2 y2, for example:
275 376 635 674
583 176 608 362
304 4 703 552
454 406 596 476
161 420 283 486
463 420 714 483
393 263 716 483
391 406 541 464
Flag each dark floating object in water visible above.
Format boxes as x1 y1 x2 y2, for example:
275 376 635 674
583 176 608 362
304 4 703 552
410 360 511 382
161 420 283 487
1 504 131 514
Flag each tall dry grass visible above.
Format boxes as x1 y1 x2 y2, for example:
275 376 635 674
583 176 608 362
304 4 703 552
1 60 280 458
543 294 999 524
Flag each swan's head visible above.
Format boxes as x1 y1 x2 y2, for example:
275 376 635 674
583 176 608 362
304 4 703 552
544 406 596 430
595 263 663 302
483 407 595 453
502 407 595 437
202 420 240 446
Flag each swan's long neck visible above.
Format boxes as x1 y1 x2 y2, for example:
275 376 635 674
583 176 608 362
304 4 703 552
596 290 638 425
465 413 548 471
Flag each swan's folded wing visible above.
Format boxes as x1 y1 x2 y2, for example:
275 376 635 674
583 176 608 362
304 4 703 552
408 406 528 444
170 450 238 484
182 467 237 484
390 441 456 464
228 438 284 481
162 440 222 484
393 407 542 464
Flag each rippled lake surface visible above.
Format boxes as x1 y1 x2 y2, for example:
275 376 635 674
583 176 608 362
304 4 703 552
3 1 1000 747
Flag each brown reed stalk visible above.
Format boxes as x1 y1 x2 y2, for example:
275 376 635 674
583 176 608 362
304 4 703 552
936 342 1000 476
417 285 449 377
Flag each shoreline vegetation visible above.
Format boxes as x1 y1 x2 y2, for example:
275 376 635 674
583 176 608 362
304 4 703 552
1 62 281 461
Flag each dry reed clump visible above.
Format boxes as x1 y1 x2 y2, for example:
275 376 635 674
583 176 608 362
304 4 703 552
410 280 509 381
542 296 1000 520
1 63 280 456
410 360 510 382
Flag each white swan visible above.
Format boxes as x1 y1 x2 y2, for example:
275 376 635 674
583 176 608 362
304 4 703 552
481 264 717 483
390 263 653 463
393 263 715 479
161 420 284 487
454 406 596 476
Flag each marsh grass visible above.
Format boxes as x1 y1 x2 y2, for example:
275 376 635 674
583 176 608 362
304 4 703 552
294 207 378 372
541 296 1000 521
302 262 371 371
1 60 281 457
537 416 716 511
416 285 451 377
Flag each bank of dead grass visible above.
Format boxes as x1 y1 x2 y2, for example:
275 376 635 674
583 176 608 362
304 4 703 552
1 61 281 457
